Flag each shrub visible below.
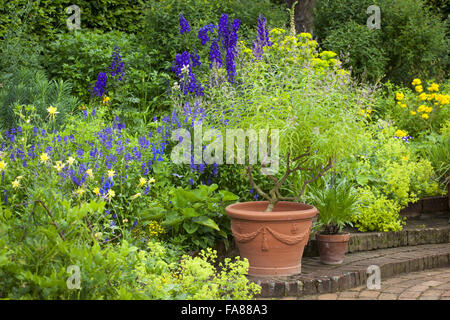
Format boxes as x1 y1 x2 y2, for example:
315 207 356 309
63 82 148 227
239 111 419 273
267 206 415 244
42 30 171 115
0 194 259 299
375 78 450 138
352 187 405 232
339 120 440 231
314 0 449 84
0 69 78 130
322 21 387 83
0 0 146 40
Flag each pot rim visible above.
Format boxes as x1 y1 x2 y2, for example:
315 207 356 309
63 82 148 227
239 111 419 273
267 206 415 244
225 201 318 221
316 232 351 242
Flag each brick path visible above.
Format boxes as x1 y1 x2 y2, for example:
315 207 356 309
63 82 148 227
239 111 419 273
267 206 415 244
296 267 450 300
252 243 450 298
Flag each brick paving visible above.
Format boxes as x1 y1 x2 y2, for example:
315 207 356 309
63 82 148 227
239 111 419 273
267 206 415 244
296 267 450 300
251 243 450 298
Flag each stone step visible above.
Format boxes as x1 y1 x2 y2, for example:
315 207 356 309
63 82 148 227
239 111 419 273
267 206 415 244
400 196 449 218
303 222 450 257
249 243 450 298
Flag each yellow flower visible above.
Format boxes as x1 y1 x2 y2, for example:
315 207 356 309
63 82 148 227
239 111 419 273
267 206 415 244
54 161 65 172
107 169 115 179
411 78 421 86
415 85 423 93
299 32 312 39
148 177 156 184
428 83 439 92
102 96 111 104
139 177 146 187
40 153 50 164
360 109 366 116
269 28 286 35
93 187 100 196
75 187 85 197
67 156 75 168
47 106 59 118
418 93 427 101
123 219 128 223
425 106 433 113
130 193 141 200
400 103 407 108
421 113 429 119
107 189 115 202
86 168 94 179
395 129 407 138
0 160 7 172
395 92 404 101
402 156 409 161
410 111 417 116
12 179 20 189
417 105 427 113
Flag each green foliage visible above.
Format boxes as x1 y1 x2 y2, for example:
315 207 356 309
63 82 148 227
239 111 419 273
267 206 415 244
415 121 450 189
0 0 146 40
0 69 78 130
0 4 43 80
314 0 449 84
352 187 405 232
0 195 258 299
339 120 440 232
423 0 450 19
307 176 360 234
375 79 450 138
322 21 388 83
42 30 170 115
143 184 239 250
140 0 288 72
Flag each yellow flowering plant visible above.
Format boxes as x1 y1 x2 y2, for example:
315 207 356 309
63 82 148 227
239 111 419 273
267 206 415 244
381 78 450 137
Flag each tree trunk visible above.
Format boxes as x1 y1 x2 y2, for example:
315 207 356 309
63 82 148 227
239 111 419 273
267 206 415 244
285 0 316 35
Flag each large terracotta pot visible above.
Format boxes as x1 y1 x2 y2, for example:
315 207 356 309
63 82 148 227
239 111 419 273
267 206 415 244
316 232 350 265
225 201 318 277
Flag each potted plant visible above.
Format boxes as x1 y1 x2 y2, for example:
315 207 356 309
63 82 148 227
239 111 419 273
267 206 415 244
223 23 364 276
306 176 360 264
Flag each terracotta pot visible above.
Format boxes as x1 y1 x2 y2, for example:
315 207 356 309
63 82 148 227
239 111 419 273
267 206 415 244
316 232 350 265
225 201 318 277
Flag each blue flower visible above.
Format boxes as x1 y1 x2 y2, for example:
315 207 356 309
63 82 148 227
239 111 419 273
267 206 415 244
191 50 201 68
217 14 240 83
198 23 216 45
179 14 191 34
252 14 272 59
110 44 126 81
209 39 222 69
91 72 107 97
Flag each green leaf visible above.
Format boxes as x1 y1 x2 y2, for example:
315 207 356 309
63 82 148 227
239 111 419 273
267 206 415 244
181 208 199 218
220 190 239 202
192 216 220 231
183 221 199 234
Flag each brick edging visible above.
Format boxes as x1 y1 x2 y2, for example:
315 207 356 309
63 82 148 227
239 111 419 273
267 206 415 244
303 225 450 257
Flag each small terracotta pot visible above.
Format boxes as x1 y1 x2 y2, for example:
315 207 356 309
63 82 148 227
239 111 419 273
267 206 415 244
316 232 350 265
225 201 318 277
